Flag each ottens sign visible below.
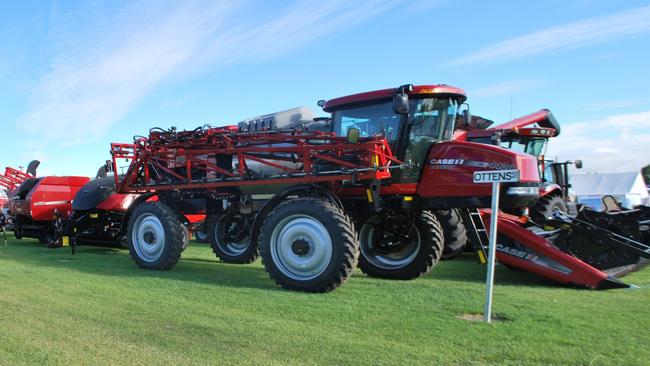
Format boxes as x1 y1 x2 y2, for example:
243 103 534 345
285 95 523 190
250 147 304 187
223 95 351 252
472 168 519 323
473 169 520 183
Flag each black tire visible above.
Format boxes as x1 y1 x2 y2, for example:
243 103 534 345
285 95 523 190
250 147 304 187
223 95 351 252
259 197 358 293
530 194 567 221
435 209 468 260
14 229 23 240
127 201 183 270
209 214 257 264
358 211 443 280
180 224 189 252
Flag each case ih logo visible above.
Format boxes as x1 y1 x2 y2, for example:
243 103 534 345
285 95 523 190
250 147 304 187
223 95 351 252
429 158 464 165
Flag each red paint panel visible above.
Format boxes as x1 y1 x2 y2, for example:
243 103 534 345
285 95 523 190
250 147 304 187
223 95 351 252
323 84 467 111
26 176 90 220
480 211 610 288
417 141 540 198
96 193 139 212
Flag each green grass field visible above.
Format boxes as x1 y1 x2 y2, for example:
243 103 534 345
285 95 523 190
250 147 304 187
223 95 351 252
1 234 649 365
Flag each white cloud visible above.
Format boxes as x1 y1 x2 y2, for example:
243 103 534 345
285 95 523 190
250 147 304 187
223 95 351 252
469 79 542 98
17 0 401 145
449 5 650 66
546 110 650 173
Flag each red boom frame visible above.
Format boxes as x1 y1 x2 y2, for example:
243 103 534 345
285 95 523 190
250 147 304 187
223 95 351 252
111 128 401 193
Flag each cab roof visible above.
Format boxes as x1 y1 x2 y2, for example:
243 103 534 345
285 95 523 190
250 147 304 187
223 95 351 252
322 84 467 112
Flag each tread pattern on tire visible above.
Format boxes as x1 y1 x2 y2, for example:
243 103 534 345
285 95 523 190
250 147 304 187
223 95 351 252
259 197 358 293
127 201 182 270
530 194 567 221
358 210 444 280
436 209 468 260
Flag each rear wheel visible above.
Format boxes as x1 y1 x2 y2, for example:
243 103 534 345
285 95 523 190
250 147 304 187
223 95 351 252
259 197 358 292
209 213 257 264
127 202 183 270
435 209 468 260
194 227 209 243
531 194 567 221
358 211 443 280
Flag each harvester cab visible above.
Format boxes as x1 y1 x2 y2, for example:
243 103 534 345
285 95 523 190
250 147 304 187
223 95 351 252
458 109 581 219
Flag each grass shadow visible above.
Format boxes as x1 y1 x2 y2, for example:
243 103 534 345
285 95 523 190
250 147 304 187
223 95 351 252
1 237 278 292
428 253 556 289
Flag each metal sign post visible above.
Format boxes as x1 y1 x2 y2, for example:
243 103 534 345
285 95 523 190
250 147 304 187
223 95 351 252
472 169 520 323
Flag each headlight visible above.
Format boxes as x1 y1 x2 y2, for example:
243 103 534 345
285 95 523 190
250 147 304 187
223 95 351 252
506 187 538 196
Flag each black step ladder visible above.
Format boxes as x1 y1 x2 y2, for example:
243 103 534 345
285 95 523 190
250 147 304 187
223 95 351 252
459 208 489 264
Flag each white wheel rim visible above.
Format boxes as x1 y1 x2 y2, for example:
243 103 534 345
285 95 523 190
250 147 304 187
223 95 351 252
359 223 420 269
270 214 332 280
132 213 165 262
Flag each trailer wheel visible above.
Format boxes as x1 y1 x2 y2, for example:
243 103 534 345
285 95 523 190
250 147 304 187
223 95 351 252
358 211 443 280
531 194 567 221
259 198 358 292
127 201 183 270
209 214 257 264
435 209 468 260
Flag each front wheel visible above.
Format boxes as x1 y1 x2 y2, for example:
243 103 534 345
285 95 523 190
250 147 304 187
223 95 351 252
259 197 358 293
358 211 443 280
127 202 183 270
435 209 468 260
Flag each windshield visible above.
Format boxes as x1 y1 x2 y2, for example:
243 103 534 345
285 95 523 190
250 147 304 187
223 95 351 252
332 97 459 183
500 138 546 158
332 97 459 149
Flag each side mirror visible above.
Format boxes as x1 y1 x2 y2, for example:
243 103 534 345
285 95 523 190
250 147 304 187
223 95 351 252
393 93 409 114
463 109 471 127
574 160 583 169
347 128 360 143
392 84 413 115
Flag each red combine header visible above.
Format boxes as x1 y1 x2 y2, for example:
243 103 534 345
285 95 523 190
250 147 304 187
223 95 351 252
446 110 650 288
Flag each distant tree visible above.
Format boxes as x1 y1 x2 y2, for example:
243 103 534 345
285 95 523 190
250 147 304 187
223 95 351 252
642 165 650 185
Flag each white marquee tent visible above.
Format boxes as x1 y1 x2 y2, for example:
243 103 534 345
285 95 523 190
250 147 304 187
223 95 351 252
570 172 649 210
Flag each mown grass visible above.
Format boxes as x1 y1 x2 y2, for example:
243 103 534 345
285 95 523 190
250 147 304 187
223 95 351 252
1 234 649 365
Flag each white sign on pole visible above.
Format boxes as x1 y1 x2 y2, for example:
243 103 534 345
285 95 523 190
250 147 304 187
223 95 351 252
473 169 520 323
472 169 520 184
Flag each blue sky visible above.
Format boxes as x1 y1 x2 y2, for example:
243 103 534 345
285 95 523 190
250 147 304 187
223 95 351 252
1 0 649 177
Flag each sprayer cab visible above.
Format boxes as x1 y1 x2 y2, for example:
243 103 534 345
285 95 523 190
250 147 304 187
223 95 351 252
322 84 540 209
